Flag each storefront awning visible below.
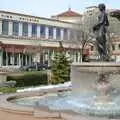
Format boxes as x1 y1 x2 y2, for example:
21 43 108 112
2 44 25 53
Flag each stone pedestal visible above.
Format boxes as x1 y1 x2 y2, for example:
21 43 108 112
71 62 120 93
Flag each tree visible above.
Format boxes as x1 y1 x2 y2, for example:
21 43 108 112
106 31 114 61
51 41 71 84
110 10 120 21
70 28 94 62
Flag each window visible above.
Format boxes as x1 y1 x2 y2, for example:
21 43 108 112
70 29 75 40
56 28 60 37
13 21 19 36
48 26 53 38
22 22 28 36
2 19 9 35
32 24 37 37
64 28 68 40
40 25 45 37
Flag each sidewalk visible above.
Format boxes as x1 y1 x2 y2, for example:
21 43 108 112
0 110 62 120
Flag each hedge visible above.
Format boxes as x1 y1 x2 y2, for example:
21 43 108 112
7 71 48 87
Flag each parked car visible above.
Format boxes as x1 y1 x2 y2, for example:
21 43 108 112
20 63 51 71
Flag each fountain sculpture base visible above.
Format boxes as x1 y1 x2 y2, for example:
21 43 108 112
37 62 120 117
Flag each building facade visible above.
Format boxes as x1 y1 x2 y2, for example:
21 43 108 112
0 10 86 67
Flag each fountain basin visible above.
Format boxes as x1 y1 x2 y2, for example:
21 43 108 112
1 88 120 119
11 91 120 118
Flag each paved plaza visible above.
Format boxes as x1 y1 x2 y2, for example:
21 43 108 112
0 110 63 120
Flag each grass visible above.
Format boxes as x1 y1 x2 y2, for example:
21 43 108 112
0 87 16 93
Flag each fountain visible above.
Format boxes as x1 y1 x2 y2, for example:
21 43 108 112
13 62 120 119
4 3 120 120
34 3 120 118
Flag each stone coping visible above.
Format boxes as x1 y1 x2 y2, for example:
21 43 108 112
0 87 71 118
71 62 120 74
0 89 118 120
72 62 120 67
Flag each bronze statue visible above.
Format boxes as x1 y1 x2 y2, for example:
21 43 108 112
93 4 109 61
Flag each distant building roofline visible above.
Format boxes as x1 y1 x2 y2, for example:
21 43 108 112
0 10 80 25
52 9 82 17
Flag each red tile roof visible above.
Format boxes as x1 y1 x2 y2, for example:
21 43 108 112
56 8 82 17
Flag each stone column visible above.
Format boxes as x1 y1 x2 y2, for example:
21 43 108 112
52 50 55 60
45 26 49 39
37 25 40 38
53 28 56 39
6 52 8 66
10 53 14 65
67 29 70 40
60 29 64 40
8 21 13 36
0 20 2 35
28 23 32 37
46 50 50 65
36 53 40 63
18 53 21 66
78 52 81 63
19 22 22 36
25 55 27 65
12 53 15 65
0 50 3 67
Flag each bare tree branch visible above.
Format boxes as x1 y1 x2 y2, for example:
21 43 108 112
70 26 94 62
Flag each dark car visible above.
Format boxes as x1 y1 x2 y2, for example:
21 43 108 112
20 63 51 71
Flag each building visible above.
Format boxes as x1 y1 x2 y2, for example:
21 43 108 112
0 10 87 67
51 8 83 23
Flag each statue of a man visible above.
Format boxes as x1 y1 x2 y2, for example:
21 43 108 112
93 3 109 61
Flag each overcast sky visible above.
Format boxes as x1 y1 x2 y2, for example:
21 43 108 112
0 0 119 17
